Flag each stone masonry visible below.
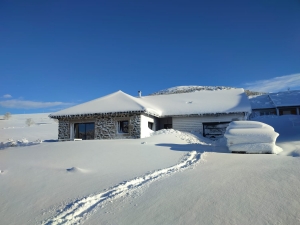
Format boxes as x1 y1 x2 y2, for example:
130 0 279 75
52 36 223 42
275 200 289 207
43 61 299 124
58 120 70 140
95 117 117 139
57 112 142 140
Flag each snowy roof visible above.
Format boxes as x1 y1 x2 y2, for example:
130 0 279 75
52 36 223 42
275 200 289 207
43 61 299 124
50 88 251 118
269 90 300 107
50 91 160 117
141 88 251 116
249 95 275 109
248 90 300 109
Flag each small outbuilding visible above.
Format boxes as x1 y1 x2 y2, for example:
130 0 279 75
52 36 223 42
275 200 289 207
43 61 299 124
49 88 251 140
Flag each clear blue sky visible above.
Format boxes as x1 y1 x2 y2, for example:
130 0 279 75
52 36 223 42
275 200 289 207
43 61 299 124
1 0 300 114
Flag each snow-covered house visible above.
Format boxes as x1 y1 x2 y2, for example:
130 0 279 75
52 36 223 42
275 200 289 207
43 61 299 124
249 90 300 118
49 88 251 140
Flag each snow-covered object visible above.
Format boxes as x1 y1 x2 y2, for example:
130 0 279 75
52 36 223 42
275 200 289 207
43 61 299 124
225 128 278 144
50 88 251 118
224 121 282 154
229 143 282 154
227 121 274 129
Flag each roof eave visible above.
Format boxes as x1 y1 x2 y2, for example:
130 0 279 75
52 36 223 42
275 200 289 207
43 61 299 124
49 110 147 119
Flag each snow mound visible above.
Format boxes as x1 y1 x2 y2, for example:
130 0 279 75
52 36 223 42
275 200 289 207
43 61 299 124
150 86 235 96
151 129 212 145
224 121 282 154
0 138 42 149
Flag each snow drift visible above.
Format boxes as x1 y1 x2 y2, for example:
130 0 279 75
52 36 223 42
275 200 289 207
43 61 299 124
224 121 282 154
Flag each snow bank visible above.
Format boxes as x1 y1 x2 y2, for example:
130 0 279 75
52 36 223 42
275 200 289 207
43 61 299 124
151 129 212 145
224 121 282 154
250 115 300 157
0 138 42 149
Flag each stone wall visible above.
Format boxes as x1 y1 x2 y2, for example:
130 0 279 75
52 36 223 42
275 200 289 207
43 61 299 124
94 114 141 139
129 114 141 138
58 120 70 140
95 117 117 139
57 112 142 140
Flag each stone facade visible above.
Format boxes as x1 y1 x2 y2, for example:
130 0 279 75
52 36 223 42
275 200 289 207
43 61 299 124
57 112 142 140
95 117 117 139
129 114 141 138
58 120 70 140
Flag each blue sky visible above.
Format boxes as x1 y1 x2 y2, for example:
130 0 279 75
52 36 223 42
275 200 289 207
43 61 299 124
1 0 300 114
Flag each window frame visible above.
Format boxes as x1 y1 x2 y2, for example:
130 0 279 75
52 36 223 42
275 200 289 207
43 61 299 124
74 122 95 140
118 120 129 133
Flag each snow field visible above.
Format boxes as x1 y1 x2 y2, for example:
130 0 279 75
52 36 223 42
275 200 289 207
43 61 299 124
42 130 208 225
1 113 300 225
0 113 58 143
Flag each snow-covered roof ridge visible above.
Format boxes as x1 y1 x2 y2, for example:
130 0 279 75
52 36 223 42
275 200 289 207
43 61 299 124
49 90 161 118
150 85 235 96
50 88 251 118
143 88 251 116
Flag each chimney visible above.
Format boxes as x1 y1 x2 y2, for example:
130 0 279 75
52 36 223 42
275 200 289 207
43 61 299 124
138 91 142 98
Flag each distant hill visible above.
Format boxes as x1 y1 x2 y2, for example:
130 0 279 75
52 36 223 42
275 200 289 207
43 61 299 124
149 86 266 96
150 86 235 96
244 90 267 96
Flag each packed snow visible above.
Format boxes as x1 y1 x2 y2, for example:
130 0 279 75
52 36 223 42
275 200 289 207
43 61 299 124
1 113 300 225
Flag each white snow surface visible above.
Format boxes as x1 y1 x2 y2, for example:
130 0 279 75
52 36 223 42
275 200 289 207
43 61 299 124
50 88 251 117
1 113 300 225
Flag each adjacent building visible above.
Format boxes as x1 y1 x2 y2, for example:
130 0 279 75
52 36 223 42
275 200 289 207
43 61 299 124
249 90 300 118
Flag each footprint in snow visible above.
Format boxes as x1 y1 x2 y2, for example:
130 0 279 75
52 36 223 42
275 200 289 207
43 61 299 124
66 167 90 173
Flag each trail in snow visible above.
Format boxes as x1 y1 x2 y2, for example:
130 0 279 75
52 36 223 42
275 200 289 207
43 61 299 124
42 130 209 225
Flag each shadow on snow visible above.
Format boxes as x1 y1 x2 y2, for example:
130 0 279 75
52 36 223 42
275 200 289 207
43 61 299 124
156 143 230 154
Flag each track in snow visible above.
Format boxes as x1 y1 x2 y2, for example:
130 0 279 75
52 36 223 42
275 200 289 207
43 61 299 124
42 130 210 225
42 150 206 225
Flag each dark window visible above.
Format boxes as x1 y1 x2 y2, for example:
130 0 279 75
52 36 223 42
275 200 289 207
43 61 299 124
74 123 95 140
118 121 129 133
260 110 277 116
203 122 229 139
148 122 154 130
279 108 297 115
164 124 172 129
